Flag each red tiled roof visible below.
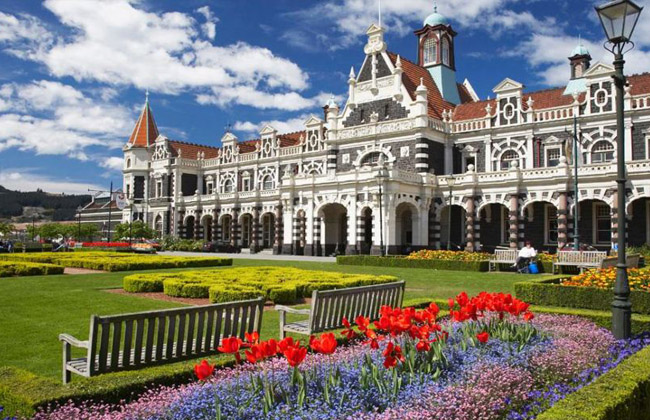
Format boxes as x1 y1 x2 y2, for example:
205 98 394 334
457 83 475 104
628 73 650 95
453 99 495 121
278 131 305 147
128 102 159 147
169 141 219 159
387 52 456 119
238 140 259 154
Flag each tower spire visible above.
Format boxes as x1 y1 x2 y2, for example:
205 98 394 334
127 91 159 148
378 0 382 27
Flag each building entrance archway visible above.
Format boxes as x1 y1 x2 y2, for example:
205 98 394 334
320 203 348 255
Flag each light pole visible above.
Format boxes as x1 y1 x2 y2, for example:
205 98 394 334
596 0 643 339
129 200 134 249
445 175 456 251
572 115 581 250
77 206 82 241
375 162 389 257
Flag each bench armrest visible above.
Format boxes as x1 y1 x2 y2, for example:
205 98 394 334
59 334 89 349
274 305 311 315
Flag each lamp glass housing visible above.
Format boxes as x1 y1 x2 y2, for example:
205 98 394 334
445 175 456 188
596 0 642 44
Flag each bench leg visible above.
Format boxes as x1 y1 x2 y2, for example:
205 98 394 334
278 311 286 340
62 341 71 384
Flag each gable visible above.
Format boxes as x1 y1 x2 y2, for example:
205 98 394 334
358 53 392 83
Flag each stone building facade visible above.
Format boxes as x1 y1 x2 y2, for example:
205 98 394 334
122 9 650 255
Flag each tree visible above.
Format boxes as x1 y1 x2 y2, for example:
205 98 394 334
0 222 14 237
66 224 99 241
115 221 156 240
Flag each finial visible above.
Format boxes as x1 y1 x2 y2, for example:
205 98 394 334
349 66 356 78
225 123 232 133
433 0 438 13
420 77 424 86
396 55 402 68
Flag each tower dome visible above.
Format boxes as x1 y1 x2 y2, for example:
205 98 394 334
423 4 448 27
571 43 590 57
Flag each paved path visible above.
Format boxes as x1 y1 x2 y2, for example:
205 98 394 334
160 251 336 263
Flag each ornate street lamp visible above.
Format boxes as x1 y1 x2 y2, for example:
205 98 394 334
445 175 456 251
77 206 82 241
596 0 643 339
375 161 389 257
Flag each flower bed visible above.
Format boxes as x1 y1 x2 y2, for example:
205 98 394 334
406 249 493 261
515 275 650 315
0 252 232 272
123 267 398 304
33 292 650 420
337 255 490 271
562 267 650 292
0 261 64 277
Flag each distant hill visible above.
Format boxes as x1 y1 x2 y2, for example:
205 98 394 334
0 185 91 222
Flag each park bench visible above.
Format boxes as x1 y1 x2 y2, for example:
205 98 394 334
552 250 608 274
275 281 405 339
598 254 641 269
488 249 519 272
59 297 264 384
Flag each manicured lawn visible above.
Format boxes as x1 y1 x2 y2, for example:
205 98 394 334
0 258 552 380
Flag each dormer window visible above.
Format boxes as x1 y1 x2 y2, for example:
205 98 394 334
423 37 437 65
441 38 450 66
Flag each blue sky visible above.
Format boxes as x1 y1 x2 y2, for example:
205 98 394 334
1 0 649 194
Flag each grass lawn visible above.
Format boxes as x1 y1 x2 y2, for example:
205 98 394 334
0 258 552 380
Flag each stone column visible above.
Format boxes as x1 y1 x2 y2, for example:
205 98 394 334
356 213 365 254
465 197 475 252
274 204 283 255
212 209 220 242
231 208 239 247
194 211 202 240
509 194 519 249
177 211 185 238
345 212 357 255
557 192 568 249
250 208 260 253
312 216 322 256
428 206 439 249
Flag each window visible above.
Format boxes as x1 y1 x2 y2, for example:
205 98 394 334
441 38 450 66
262 175 274 190
591 141 614 163
546 148 561 167
384 103 390 119
156 181 163 198
126 184 131 198
423 37 437 64
646 137 650 160
574 63 584 78
206 182 214 195
222 179 233 193
546 205 558 244
359 109 365 123
361 152 385 167
242 178 251 192
465 156 476 171
126 159 131 169
155 216 163 237
504 104 514 118
595 203 611 244
595 90 607 106
500 150 519 170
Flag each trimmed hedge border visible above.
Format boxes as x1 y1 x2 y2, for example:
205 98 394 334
515 277 650 315
0 261 64 277
537 345 650 420
337 255 490 272
0 300 649 418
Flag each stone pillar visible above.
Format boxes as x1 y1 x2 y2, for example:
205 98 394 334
250 208 260 253
312 216 322 256
345 212 357 255
177 211 185 238
428 206 439 249
194 211 202 240
415 140 429 174
231 209 239 247
509 194 519 249
356 213 365 254
465 197 475 252
274 204 283 255
557 192 568 249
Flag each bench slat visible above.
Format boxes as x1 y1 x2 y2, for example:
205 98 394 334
133 318 144 366
165 315 176 360
155 316 166 362
195 310 205 354
122 319 133 369
144 318 155 363
185 312 196 356
97 323 110 373
213 308 223 350
110 321 121 371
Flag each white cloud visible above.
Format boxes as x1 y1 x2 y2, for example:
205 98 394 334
0 0 316 111
0 80 131 157
234 114 313 136
99 156 124 171
0 169 103 194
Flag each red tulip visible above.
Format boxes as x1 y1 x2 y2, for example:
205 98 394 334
245 331 260 345
260 339 278 357
382 342 404 369
283 345 308 367
523 312 535 321
278 337 298 352
218 336 243 354
416 339 430 352
194 359 215 380
476 332 489 343
341 317 357 339
310 332 338 355
355 315 370 331
448 298 455 310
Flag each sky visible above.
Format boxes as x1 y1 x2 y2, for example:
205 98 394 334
0 0 649 195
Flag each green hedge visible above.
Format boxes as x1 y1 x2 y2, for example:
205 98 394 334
0 261 64 277
124 266 398 304
515 277 650 315
0 356 234 418
537 345 650 420
336 255 490 272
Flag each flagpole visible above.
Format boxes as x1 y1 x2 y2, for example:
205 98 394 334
107 181 113 242
378 0 381 27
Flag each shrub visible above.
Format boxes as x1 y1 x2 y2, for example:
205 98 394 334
515 277 650 315
0 252 232 272
0 261 64 277
337 255 489 272
124 266 398 304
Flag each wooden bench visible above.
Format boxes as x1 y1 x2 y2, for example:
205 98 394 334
275 281 405 339
598 254 641 269
552 250 608 274
59 297 264 384
489 249 519 272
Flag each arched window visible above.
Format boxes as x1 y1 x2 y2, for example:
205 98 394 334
262 175 274 190
360 152 387 167
500 150 519 170
154 215 163 238
574 63 584 78
591 140 614 163
126 159 131 169
423 37 437 65
222 178 233 193
441 38 450 66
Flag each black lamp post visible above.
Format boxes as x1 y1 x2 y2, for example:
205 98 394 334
77 206 82 241
445 175 456 251
596 0 643 339
375 162 389 257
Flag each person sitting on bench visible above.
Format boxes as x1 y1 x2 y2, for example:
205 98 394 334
515 241 537 271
